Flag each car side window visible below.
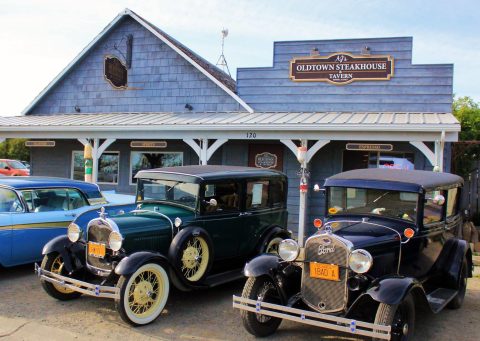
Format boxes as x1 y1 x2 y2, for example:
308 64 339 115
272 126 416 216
31 188 69 212
0 161 7 168
203 182 240 214
446 188 459 218
0 188 24 213
67 189 89 210
246 181 269 210
269 180 286 208
423 191 444 224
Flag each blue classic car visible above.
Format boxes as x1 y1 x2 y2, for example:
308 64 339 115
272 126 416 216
0 177 114 267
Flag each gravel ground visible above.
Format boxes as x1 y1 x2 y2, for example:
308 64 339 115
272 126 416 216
0 264 479 341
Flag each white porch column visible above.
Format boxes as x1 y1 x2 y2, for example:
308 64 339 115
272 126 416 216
78 138 116 183
183 138 228 165
281 139 330 246
410 132 445 172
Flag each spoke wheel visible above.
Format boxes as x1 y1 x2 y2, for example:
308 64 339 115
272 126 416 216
116 263 170 326
264 237 284 255
40 253 82 301
180 236 209 282
241 276 283 337
373 294 415 341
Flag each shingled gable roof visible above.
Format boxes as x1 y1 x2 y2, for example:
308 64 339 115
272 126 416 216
22 8 253 115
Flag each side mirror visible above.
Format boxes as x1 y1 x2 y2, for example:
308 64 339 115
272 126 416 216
208 198 218 207
4 166 10 170
433 194 445 206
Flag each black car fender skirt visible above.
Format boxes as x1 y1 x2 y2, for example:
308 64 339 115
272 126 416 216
114 251 169 276
366 277 425 306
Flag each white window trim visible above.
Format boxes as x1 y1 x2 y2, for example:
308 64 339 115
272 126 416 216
129 151 184 186
71 150 120 185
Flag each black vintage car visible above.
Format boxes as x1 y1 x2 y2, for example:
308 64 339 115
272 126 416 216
36 166 290 326
234 169 473 340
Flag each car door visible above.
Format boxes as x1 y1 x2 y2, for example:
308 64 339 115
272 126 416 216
11 188 89 264
0 161 10 176
198 181 241 261
0 187 16 266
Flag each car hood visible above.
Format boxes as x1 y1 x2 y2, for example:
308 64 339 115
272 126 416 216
324 216 413 250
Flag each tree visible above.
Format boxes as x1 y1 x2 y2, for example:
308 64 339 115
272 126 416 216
0 138 30 161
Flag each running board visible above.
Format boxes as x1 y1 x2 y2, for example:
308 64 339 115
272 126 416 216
426 288 458 313
204 268 244 287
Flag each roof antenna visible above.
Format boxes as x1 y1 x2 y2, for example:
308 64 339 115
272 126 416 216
216 28 231 77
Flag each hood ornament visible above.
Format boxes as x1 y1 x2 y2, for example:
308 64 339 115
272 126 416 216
99 206 107 219
323 224 333 234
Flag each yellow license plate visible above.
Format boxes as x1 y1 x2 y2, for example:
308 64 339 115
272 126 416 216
310 262 340 281
88 242 106 258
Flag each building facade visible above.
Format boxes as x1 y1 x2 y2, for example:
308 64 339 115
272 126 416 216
0 9 460 235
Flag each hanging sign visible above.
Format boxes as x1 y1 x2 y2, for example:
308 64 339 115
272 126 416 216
130 141 168 148
104 55 128 88
255 152 278 169
346 143 393 152
25 141 56 147
290 52 394 85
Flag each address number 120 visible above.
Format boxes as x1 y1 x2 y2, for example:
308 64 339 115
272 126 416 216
246 132 257 138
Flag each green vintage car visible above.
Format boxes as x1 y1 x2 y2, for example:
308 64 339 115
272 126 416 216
37 165 290 326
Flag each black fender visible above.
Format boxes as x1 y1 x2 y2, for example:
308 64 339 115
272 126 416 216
168 226 214 286
365 276 425 306
114 251 169 276
244 254 301 304
42 235 86 273
254 226 291 255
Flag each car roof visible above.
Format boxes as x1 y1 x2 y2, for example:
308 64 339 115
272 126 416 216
135 165 286 183
325 169 463 193
0 176 101 192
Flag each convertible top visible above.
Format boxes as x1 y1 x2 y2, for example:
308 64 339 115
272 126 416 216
325 169 463 193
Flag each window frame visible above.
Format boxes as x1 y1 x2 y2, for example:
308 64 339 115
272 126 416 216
246 180 270 211
129 151 184 185
0 187 25 213
200 180 241 215
71 150 120 185
422 190 446 226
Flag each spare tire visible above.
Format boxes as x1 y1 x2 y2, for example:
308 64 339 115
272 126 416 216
169 227 214 285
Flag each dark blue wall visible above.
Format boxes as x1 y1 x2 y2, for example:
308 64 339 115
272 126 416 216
237 37 453 113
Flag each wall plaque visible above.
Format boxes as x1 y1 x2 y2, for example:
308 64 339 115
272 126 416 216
346 143 393 152
290 52 394 85
104 55 128 88
255 152 278 169
25 141 56 147
130 141 168 148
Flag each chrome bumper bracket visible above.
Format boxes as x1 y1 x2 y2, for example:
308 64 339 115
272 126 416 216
232 295 391 340
35 263 120 300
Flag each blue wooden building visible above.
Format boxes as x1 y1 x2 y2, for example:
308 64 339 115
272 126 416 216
0 9 460 236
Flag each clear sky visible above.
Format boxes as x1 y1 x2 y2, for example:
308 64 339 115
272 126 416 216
0 0 478 116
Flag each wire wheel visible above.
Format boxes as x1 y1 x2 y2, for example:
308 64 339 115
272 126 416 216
50 255 75 294
117 263 170 326
181 236 210 282
265 237 284 255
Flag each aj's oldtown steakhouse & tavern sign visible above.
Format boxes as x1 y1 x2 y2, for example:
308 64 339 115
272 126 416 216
290 52 394 85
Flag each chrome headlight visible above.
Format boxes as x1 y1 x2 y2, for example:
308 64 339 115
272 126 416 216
278 239 300 261
108 231 123 252
67 223 81 242
174 217 182 228
349 249 373 274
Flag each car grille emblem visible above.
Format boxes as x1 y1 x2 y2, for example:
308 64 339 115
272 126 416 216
318 244 335 255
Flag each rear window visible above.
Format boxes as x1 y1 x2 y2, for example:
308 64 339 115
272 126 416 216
83 188 107 205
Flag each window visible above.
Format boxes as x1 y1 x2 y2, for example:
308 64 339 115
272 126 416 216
20 189 68 212
447 188 459 218
136 178 199 209
246 181 269 210
67 189 89 209
269 180 286 208
130 152 183 184
72 151 119 184
342 150 414 172
7 160 27 169
423 191 444 224
203 182 240 213
0 188 23 213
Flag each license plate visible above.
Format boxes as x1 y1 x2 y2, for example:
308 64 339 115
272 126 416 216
310 262 340 281
88 242 106 258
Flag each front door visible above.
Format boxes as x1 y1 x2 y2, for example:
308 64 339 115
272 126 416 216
248 144 284 171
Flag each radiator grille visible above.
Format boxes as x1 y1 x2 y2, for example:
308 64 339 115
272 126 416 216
86 220 113 274
301 233 349 313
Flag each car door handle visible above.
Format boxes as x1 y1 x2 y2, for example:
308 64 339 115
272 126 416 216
65 213 77 218
239 212 252 217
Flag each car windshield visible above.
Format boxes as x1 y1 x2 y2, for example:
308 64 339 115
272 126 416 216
8 160 27 169
136 178 199 209
328 186 418 222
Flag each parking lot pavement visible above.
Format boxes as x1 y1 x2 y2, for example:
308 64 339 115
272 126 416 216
0 265 479 341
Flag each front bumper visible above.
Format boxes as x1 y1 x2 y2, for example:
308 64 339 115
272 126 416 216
233 295 391 340
35 263 120 300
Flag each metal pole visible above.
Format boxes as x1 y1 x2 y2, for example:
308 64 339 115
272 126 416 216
92 138 99 183
298 140 308 247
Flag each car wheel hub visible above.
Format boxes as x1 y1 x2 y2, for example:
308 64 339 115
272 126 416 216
182 246 200 269
133 281 154 305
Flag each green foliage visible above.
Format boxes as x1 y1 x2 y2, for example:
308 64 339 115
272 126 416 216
0 139 30 161
452 96 480 177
